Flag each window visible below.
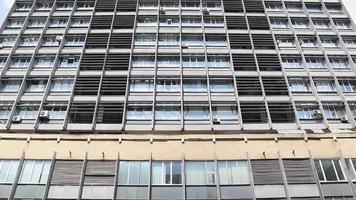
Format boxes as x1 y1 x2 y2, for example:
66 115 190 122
139 0 158 8
1 80 21 92
16 3 32 11
326 4 342 13
315 159 345 182
158 34 180 46
286 3 303 12
313 20 331 29
58 56 80 68
204 17 224 27
65 35 85 47
277 38 296 48
0 57 6 68
186 161 215 185
19 160 51 184
130 78 154 92
183 55 205 68
265 2 283 12
343 39 356 49
51 78 74 92
299 37 318 48
19 36 39 47
321 37 339 48
322 102 346 120
152 161 182 185
26 80 47 92
329 57 349 69
305 57 326 69
349 102 356 119
205 35 227 47
181 1 200 10
36 2 53 11
212 103 238 121
42 102 68 120
49 18 68 28
0 102 13 120
183 79 207 92
34 57 55 68
314 79 335 92
291 18 310 29
159 16 179 26
7 18 25 28
281 57 302 69
218 160 249 185
126 104 152 120
270 19 289 29
182 17 202 27
160 0 179 8
15 102 40 119
135 34 156 47
0 160 20 183
184 104 209 120
10 57 31 69
118 161 150 185
289 78 311 93
339 79 356 93
306 3 322 12
207 56 230 68
334 20 351 30
0 36 17 47
71 18 90 27
77 1 94 10
132 56 155 68
157 56 180 68
28 18 47 28
42 36 61 47
346 158 356 180
210 79 234 92
155 104 181 120
296 103 322 120
182 35 203 47
156 78 180 92
137 16 157 26
56 2 74 10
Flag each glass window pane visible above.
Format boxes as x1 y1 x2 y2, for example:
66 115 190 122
30 161 43 183
321 160 338 181
152 162 162 184
186 162 206 185
140 161 150 185
333 160 345 180
40 161 51 184
19 160 34 183
315 161 325 181
118 161 129 184
172 161 182 184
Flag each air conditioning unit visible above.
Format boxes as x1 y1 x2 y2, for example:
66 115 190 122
341 116 348 123
203 8 209 15
159 8 165 14
313 110 322 118
181 43 188 48
12 116 22 122
167 19 172 25
55 36 63 42
0 44 4 49
39 111 50 119
213 118 221 125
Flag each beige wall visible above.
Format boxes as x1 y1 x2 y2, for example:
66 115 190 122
0 132 355 160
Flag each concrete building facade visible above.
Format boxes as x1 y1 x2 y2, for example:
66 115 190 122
0 0 356 199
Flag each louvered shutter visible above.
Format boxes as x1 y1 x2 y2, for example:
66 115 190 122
84 161 116 185
51 160 83 185
283 159 316 184
251 160 283 184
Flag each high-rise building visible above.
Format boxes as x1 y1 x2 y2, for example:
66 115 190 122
0 0 356 199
